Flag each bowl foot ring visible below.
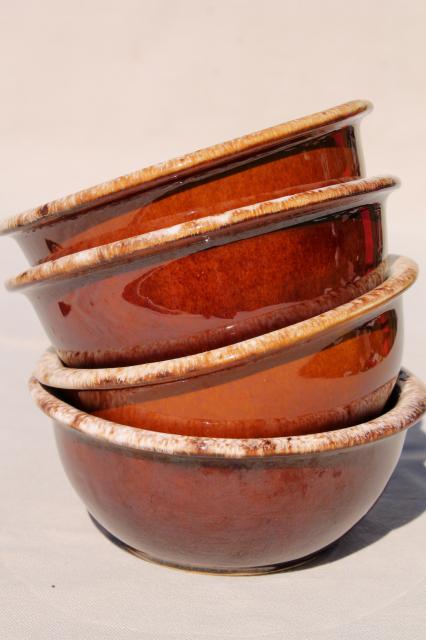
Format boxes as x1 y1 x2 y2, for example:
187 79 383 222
88 513 338 575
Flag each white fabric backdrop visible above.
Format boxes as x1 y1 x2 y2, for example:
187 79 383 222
0 1 425 638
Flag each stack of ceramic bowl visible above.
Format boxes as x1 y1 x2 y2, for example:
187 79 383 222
3 101 425 574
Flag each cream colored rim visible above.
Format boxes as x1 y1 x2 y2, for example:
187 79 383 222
30 370 426 458
1 100 371 235
34 255 417 391
7 175 396 291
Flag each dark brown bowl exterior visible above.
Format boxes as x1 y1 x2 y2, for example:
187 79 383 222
2 101 369 265
55 426 406 573
19 180 391 368
62 301 403 438
33 257 418 439
31 371 426 574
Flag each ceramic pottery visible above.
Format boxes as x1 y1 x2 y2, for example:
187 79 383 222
35 256 416 438
30 370 426 574
1 100 370 265
9 177 395 367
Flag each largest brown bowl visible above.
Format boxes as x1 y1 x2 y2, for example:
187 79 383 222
36 256 417 439
1 100 370 265
8 177 395 368
30 370 426 574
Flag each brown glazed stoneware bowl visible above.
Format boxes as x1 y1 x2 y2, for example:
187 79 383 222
35 256 417 438
8 177 396 368
1 100 370 266
30 370 426 574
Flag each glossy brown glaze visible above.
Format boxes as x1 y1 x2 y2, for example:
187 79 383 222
30 371 426 573
60 305 402 438
56 427 406 572
34 256 417 390
35 257 416 439
13 178 394 368
1 101 369 265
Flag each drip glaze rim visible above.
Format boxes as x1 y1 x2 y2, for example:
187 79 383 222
1 100 371 235
6 175 397 291
30 370 426 458
34 255 417 390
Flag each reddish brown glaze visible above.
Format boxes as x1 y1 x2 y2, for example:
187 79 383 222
25 197 386 368
4 102 368 266
61 303 402 438
52 416 404 572
30 371 426 572
21 128 360 265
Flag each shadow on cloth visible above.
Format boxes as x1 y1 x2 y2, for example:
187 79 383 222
305 420 426 569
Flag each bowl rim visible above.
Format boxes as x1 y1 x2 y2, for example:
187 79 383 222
29 370 426 458
34 255 417 390
0 99 371 236
6 175 397 291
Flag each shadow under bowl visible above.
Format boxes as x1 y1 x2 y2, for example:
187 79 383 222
36 256 417 438
30 370 426 574
1 100 370 265
9 176 395 367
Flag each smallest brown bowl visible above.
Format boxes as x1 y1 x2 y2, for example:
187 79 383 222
9 176 396 368
30 370 426 574
36 256 417 439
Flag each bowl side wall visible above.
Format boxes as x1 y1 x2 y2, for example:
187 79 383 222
63 301 403 438
53 422 405 571
27 199 385 368
16 126 361 265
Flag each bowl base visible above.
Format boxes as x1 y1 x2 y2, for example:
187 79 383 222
88 513 337 576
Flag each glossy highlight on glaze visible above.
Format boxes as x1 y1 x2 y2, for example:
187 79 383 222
29 371 426 573
34 255 418 392
12 178 395 368
61 307 401 438
1 101 370 265
35 256 418 438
